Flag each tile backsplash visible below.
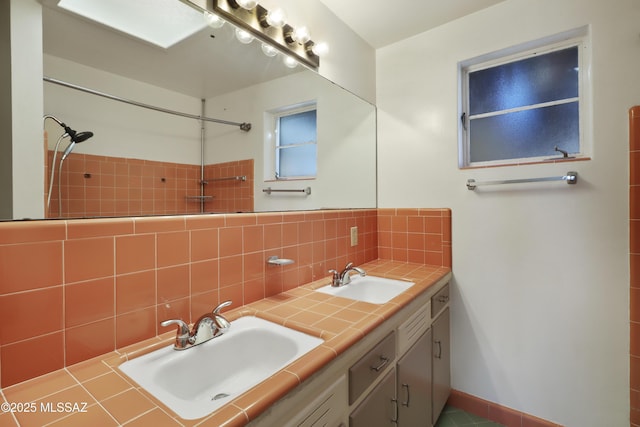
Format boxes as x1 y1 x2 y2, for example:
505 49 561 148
0 208 450 388
378 208 452 267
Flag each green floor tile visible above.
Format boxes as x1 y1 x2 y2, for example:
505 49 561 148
447 411 478 425
435 417 458 427
467 412 493 423
435 405 505 427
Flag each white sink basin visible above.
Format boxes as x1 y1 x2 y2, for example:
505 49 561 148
315 275 415 304
119 316 323 420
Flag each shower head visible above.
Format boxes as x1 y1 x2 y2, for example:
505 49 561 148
72 131 94 143
60 131 94 161
43 115 93 144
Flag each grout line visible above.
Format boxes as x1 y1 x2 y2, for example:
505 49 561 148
120 407 159 426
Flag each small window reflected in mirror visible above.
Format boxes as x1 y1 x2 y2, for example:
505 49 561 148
267 102 317 180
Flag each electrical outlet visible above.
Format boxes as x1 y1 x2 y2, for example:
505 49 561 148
350 226 358 246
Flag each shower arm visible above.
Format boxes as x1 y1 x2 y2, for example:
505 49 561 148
43 114 64 128
43 114 79 140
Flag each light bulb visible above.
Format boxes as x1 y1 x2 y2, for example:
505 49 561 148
283 55 298 68
204 11 225 29
266 8 287 28
236 0 258 10
311 41 329 56
292 26 310 44
261 43 278 57
235 28 254 44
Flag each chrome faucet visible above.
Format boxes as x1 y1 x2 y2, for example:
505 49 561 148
328 262 366 287
161 301 232 350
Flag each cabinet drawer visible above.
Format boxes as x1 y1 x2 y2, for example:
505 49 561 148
431 283 450 318
349 331 396 404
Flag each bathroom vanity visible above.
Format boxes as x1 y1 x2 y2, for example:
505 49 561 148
0 260 450 427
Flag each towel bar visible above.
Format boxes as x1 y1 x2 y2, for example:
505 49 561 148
466 171 578 190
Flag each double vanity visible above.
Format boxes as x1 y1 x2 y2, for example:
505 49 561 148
118 260 452 426
3 260 451 427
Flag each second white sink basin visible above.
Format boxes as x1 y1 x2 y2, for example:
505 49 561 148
119 316 323 420
315 275 415 304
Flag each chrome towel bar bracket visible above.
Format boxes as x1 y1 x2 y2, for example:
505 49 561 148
466 171 578 190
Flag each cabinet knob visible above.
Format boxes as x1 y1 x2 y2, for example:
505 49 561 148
437 295 449 303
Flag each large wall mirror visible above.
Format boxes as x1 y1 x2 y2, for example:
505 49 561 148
36 0 376 220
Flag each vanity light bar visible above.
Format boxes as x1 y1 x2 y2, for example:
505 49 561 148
184 0 320 69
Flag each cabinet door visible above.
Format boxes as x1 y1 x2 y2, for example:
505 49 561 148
290 375 348 427
350 368 397 427
432 307 450 424
397 329 431 426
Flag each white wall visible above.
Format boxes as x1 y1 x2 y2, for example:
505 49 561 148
9 0 44 219
376 0 638 425
44 55 202 165
204 71 377 211
258 0 376 103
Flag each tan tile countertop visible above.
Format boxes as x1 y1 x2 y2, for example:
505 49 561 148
0 260 451 427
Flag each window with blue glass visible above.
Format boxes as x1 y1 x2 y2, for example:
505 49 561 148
460 37 586 167
275 107 317 179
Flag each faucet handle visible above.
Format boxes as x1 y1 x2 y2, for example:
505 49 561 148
160 319 191 349
161 319 190 334
212 300 232 337
213 300 232 314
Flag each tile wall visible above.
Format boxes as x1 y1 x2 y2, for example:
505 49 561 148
202 159 254 213
0 208 451 388
45 150 255 218
631 106 640 426
46 151 202 218
378 208 452 267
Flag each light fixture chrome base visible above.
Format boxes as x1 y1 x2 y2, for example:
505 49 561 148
185 0 320 69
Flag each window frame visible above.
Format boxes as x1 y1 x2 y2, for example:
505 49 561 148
265 101 318 181
458 29 591 168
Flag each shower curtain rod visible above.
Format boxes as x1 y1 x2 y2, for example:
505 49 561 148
43 76 251 131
